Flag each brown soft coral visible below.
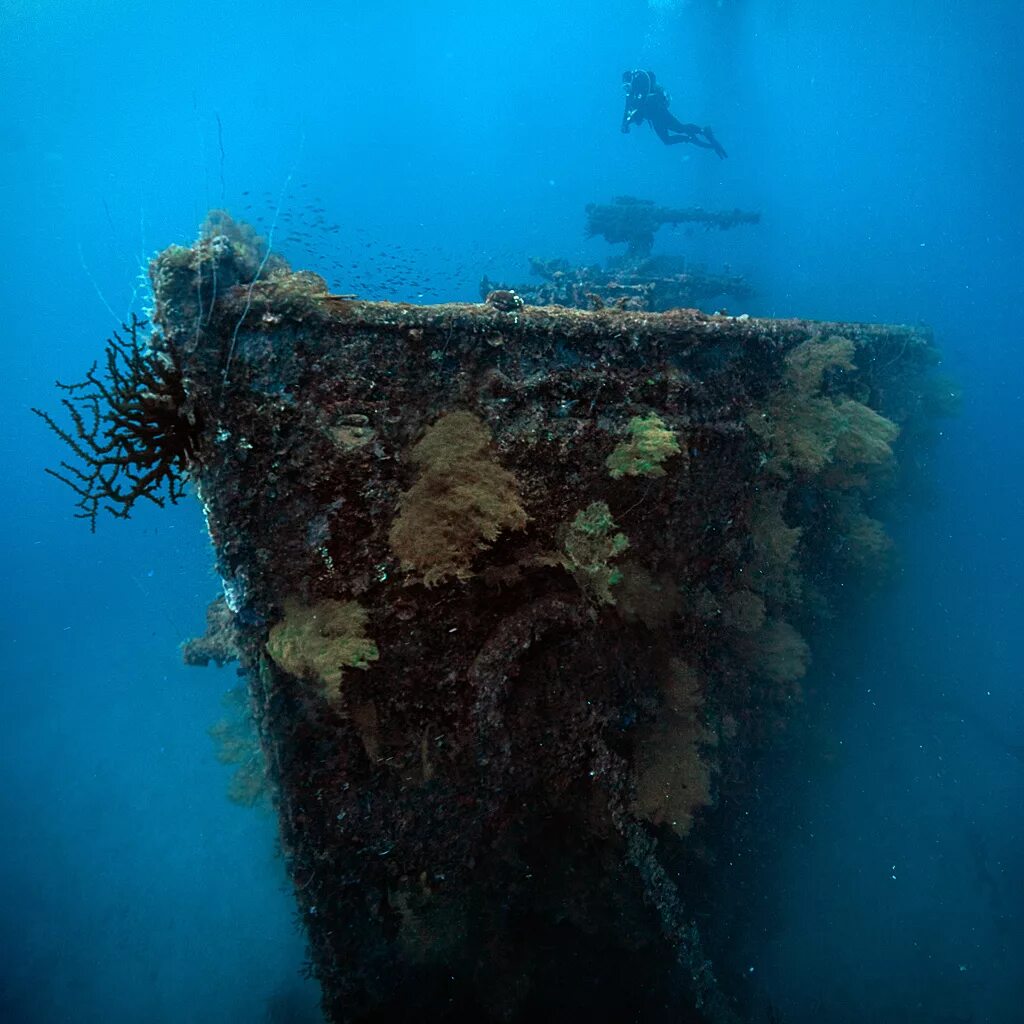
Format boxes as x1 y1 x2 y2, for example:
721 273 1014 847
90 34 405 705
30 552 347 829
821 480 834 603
266 598 379 700
389 412 528 586
749 335 899 480
737 617 810 696
632 660 716 837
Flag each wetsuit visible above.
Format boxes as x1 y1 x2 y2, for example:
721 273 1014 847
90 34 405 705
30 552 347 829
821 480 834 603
621 70 728 159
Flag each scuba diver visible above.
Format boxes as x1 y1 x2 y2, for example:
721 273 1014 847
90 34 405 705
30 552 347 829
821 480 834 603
621 69 728 159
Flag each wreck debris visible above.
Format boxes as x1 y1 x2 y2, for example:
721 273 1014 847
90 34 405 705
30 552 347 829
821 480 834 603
480 196 759 314
586 195 760 258
38 214 949 1023
482 254 755 314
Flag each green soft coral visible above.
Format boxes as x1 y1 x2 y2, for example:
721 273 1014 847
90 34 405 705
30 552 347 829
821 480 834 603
607 413 681 479
561 502 630 605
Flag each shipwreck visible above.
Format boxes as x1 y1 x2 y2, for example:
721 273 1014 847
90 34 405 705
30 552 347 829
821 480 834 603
482 196 759 314
36 211 949 1023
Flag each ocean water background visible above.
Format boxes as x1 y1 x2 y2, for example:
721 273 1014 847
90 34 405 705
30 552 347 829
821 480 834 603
1 1 1020 1021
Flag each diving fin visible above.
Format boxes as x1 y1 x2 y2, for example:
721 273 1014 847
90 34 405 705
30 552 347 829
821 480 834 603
703 125 728 159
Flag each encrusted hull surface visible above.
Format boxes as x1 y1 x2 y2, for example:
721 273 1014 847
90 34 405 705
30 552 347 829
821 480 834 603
151 228 940 1023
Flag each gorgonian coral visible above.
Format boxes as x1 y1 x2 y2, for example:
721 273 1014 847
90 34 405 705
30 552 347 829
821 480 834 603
33 315 200 530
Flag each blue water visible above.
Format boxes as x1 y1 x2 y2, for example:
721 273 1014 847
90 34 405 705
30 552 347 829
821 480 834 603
1 1 1020 1021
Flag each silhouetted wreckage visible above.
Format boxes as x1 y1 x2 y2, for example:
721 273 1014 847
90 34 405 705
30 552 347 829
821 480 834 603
483 254 754 314
586 196 760 258
482 196 759 314
37 212 950 1023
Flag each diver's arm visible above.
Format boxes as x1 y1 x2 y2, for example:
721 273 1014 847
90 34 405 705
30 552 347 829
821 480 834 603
621 76 647 133
621 98 634 132
622 95 644 132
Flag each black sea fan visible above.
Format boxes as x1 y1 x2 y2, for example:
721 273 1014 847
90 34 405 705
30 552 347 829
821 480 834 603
33 314 200 530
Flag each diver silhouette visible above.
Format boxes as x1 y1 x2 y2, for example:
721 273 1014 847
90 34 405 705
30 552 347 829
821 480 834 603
621 69 728 159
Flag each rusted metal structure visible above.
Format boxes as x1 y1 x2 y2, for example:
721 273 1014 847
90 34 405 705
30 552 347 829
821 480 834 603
481 197 759 313
42 214 945 1022
585 196 760 257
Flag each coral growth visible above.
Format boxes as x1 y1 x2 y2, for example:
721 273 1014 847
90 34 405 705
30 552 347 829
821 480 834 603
119 219 948 1023
632 659 716 837
616 563 682 628
721 588 767 634
483 289 524 312
834 494 895 572
607 412 682 479
738 617 810 694
200 209 271 275
266 598 379 700
748 490 803 601
388 412 528 585
784 334 855 392
749 335 900 481
832 398 900 466
32 314 198 530
559 501 631 605
181 596 239 667
208 686 268 808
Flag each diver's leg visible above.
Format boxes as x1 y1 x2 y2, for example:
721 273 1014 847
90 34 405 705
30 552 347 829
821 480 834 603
650 110 694 145
662 113 714 148
652 121 674 145
664 113 701 135
664 112 729 158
